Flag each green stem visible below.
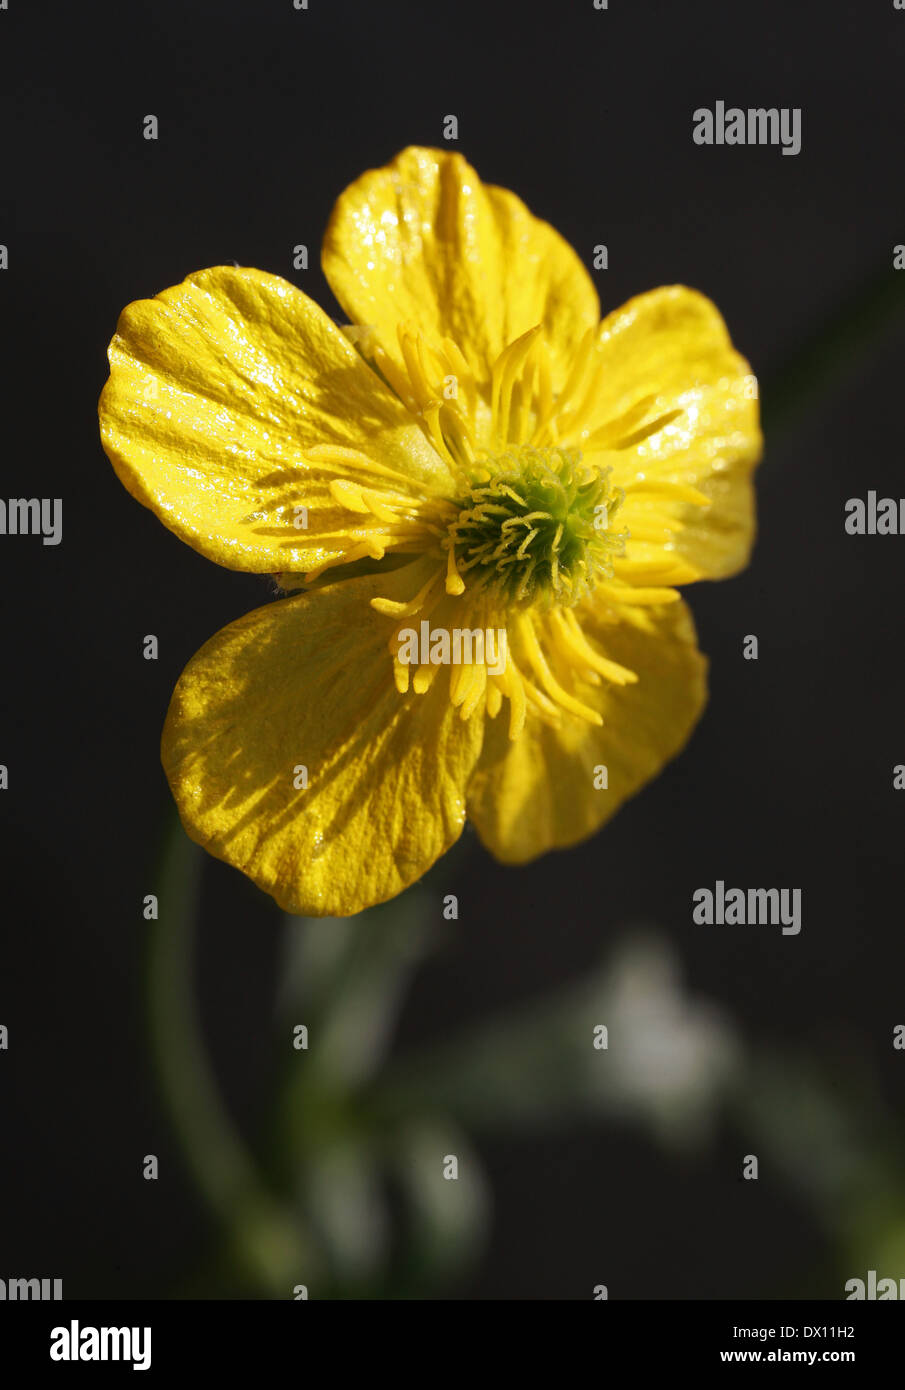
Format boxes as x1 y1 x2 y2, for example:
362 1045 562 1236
145 813 317 1296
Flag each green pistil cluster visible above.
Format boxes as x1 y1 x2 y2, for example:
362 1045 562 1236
450 446 627 607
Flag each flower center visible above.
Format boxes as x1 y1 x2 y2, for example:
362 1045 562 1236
447 446 626 607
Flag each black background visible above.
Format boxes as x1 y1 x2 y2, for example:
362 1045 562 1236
1 0 904 1300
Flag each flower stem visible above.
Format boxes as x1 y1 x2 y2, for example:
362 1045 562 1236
145 811 317 1296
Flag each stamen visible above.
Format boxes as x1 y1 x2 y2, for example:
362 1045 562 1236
603 408 684 451
460 662 487 720
371 344 418 411
303 444 421 490
370 569 443 617
412 663 440 694
445 539 466 595
304 536 389 580
327 479 373 513
491 326 541 447
501 659 527 738
449 659 475 707
550 608 638 685
398 325 436 409
422 401 461 472
517 613 603 725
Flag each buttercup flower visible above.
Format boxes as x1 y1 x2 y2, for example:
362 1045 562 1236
99 147 762 917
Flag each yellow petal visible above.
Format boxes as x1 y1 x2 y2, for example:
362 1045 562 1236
162 558 484 916
99 266 450 573
569 286 762 581
466 596 707 863
322 146 599 391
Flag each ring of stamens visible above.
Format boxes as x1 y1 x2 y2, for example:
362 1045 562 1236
297 319 709 741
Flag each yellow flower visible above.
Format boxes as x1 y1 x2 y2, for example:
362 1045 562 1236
99 146 762 917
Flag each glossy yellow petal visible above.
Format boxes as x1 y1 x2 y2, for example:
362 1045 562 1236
162 558 484 916
99 266 451 573
322 146 599 391
564 287 762 582
466 596 707 863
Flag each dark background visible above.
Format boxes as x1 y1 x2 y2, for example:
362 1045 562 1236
1 0 904 1299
